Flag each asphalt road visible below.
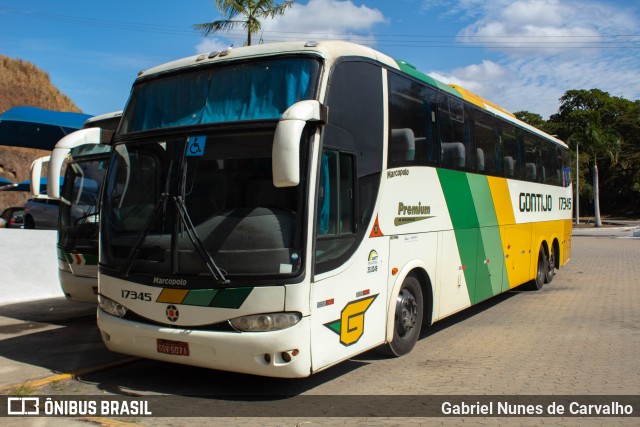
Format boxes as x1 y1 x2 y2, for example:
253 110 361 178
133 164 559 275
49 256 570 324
1 233 638 426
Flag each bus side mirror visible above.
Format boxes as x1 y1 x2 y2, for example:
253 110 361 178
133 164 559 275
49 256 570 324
273 100 327 187
48 128 102 199
30 156 50 196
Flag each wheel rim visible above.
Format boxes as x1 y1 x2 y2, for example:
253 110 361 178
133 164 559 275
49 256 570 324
396 289 418 338
549 248 556 271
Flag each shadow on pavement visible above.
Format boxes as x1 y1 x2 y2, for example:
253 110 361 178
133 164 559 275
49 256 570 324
0 298 130 383
87 354 368 398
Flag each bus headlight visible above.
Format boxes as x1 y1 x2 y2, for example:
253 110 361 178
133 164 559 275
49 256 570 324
229 312 301 332
98 295 127 318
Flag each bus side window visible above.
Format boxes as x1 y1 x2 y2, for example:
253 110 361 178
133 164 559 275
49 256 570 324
438 95 470 171
316 150 356 267
387 72 438 168
473 108 499 176
501 122 521 179
317 151 354 236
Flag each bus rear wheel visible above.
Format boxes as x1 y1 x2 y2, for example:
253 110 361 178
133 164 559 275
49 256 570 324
532 245 547 290
384 274 423 356
545 244 556 283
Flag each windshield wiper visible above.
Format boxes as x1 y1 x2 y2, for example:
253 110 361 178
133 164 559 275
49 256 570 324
122 192 169 277
173 195 229 285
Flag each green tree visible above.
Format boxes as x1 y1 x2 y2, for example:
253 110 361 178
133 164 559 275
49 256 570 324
550 89 638 219
567 110 621 226
514 110 546 128
194 0 294 47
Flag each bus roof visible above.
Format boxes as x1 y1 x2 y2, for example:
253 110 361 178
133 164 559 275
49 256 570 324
83 110 122 127
135 40 566 149
137 40 399 80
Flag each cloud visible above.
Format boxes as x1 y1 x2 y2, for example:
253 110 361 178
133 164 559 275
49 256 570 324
423 0 640 118
431 52 640 119
456 0 638 56
195 38 234 54
263 0 386 36
195 0 386 52
429 60 509 94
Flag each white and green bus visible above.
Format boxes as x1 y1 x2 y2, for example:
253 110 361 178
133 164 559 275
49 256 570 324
97 41 572 378
48 111 122 302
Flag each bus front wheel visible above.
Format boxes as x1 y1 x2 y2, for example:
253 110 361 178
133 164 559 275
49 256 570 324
384 274 423 356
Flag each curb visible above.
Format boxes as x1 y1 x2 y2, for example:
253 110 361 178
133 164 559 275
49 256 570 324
0 357 139 394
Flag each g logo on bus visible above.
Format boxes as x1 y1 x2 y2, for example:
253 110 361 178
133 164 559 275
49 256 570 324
324 295 378 346
166 304 180 322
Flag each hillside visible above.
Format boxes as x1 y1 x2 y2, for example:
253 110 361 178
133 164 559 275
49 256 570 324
0 55 82 211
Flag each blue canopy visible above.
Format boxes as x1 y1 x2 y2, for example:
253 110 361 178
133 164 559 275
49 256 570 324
0 176 15 188
0 177 63 193
0 106 92 150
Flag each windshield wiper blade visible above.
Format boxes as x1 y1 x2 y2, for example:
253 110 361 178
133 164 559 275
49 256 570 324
122 192 169 277
172 195 229 285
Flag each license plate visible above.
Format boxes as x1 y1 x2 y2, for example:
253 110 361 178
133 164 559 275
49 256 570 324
157 339 189 356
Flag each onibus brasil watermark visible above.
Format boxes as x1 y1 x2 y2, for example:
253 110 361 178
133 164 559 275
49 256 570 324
6 397 151 416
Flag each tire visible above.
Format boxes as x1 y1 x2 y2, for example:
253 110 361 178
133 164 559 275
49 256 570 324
545 243 556 284
384 274 423 356
24 215 35 229
532 245 547 290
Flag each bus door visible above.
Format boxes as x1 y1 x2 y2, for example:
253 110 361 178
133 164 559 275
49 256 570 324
310 150 388 372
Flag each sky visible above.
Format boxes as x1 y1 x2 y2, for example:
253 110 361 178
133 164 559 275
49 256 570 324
1 0 639 119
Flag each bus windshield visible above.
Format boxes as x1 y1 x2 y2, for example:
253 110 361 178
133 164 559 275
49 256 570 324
59 148 110 253
101 131 306 282
120 57 320 134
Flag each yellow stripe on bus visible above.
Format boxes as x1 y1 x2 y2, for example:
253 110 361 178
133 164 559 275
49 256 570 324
487 176 515 226
156 288 189 304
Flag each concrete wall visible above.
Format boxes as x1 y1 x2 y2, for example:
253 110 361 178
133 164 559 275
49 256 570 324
0 228 62 305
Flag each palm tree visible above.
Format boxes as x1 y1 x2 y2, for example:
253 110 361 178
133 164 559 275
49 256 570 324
568 111 621 227
194 0 295 46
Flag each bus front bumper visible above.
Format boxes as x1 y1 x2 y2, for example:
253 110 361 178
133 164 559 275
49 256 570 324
97 309 312 378
59 270 98 304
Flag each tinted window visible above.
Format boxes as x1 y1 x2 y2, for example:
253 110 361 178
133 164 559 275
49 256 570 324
439 95 470 171
543 142 563 186
501 122 521 179
316 150 356 266
121 57 321 133
387 72 439 168
324 60 383 176
473 109 500 176
316 60 383 274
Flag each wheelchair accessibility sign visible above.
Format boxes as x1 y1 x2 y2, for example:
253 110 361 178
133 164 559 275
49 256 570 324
186 136 206 156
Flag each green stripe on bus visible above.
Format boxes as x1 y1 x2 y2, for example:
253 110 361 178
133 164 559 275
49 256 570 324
182 289 219 306
468 175 505 299
467 175 498 228
209 287 253 309
395 60 462 98
83 254 98 265
438 169 478 301
437 169 479 228
438 170 508 304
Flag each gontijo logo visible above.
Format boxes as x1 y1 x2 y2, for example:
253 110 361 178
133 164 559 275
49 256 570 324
324 295 378 346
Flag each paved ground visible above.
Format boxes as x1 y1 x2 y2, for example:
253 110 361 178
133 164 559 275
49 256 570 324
0 233 638 426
